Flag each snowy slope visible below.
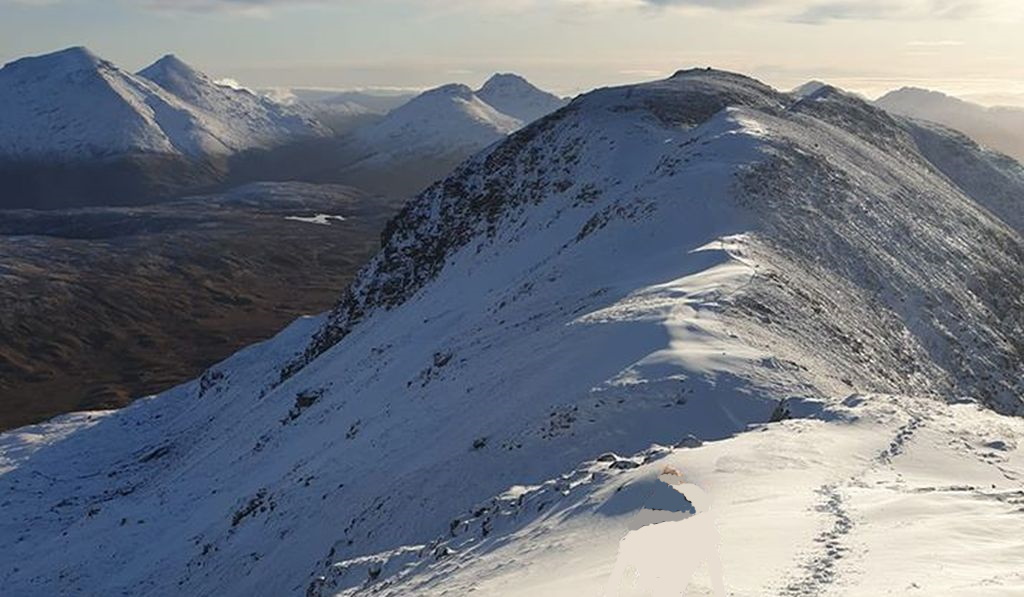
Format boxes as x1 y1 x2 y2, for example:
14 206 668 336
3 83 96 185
1 69 1023 597
876 87 1024 164
337 83 524 196
0 47 327 161
354 83 521 158
138 55 329 149
476 73 567 123
339 76 563 196
0 47 215 159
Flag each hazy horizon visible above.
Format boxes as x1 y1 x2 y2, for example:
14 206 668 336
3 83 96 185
2 0 1023 106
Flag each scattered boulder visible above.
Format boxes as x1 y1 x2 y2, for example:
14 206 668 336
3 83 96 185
675 435 703 449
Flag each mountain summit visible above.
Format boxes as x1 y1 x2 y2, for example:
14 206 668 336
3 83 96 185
0 47 327 162
3 45 106 74
136 54 208 99
136 53 329 150
0 46 203 159
356 82 521 154
340 75 566 197
0 47 332 207
476 72 567 122
2 68 1023 595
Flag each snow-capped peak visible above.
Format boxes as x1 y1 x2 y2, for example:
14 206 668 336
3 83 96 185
354 82 521 158
476 72 566 123
2 45 106 76
137 54 206 95
136 53 329 145
0 47 329 162
478 73 535 94
0 46 212 159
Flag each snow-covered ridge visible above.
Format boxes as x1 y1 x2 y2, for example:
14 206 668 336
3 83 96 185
306 442 677 596
0 47 327 161
137 54 329 147
312 393 1024 596
1 68 1022 596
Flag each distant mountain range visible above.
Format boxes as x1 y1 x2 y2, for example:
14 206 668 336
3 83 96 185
0 47 329 208
337 75 568 197
0 46 572 433
0 47 567 207
0 47 327 162
876 87 1024 164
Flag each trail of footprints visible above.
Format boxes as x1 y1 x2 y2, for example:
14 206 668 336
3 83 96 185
779 414 925 596
779 484 853 597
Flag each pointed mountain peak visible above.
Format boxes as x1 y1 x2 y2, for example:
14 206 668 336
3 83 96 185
50 46 102 65
476 73 565 123
138 54 205 84
136 54 232 105
479 72 534 92
2 46 108 75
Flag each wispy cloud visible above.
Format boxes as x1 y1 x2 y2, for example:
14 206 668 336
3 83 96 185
907 40 966 47
618 68 667 77
3 0 1020 22
142 0 324 16
635 0 1012 23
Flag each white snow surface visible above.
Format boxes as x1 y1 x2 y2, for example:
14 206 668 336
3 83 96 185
285 214 348 226
354 83 522 160
349 74 564 168
137 54 330 149
476 73 568 123
1 69 1022 597
0 47 327 161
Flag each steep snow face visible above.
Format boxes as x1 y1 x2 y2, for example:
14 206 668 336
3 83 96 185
355 83 521 158
0 47 328 161
476 73 567 123
2 69 1023 597
903 118 1024 234
877 87 1024 164
138 54 329 149
0 47 206 158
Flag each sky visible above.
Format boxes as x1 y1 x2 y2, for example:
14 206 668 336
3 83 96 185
2 0 1023 105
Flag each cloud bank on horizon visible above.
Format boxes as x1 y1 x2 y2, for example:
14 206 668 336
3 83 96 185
3 0 1022 107
7 0 1022 22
